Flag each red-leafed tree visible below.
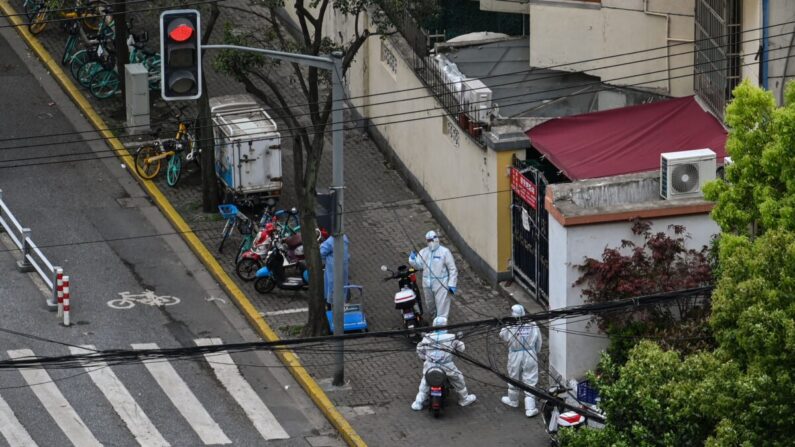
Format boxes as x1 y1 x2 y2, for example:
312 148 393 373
574 219 714 362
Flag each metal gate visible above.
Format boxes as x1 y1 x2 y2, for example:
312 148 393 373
510 162 549 305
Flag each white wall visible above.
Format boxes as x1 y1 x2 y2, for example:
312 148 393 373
548 213 719 381
278 4 502 273
528 0 695 97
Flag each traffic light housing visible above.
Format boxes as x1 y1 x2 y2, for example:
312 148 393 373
160 9 201 100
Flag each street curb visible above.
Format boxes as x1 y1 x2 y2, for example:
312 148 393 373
0 4 366 446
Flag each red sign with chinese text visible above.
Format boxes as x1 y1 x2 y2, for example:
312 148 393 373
510 167 537 209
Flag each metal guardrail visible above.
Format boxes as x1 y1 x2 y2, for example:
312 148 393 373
0 189 63 309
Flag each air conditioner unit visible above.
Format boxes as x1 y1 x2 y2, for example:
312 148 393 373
660 149 716 199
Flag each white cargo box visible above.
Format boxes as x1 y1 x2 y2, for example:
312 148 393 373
210 94 282 203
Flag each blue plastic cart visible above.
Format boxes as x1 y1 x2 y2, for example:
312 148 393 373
327 285 368 333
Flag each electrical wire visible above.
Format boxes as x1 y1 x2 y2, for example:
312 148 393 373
0 43 783 169
0 25 787 152
2 13 789 146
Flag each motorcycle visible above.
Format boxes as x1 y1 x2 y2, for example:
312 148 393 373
235 209 304 282
541 384 604 446
381 264 425 337
424 366 450 418
254 245 308 293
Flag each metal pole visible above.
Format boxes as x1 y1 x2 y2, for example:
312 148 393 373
331 51 345 387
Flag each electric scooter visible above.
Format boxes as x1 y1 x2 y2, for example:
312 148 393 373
381 264 425 338
253 245 308 293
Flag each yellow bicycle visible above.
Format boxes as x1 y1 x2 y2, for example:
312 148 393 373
134 109 196 187
28 0 108 35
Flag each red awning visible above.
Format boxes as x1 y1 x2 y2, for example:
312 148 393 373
527 96 727 181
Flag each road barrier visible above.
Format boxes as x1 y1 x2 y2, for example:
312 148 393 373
0 189 68 316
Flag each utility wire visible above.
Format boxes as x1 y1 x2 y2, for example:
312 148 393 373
0 45 780 167
0 19 790 146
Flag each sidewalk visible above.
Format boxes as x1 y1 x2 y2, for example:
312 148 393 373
12 2 550 444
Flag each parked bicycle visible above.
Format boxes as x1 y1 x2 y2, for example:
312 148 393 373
68 7 114 78
134 107 197 186
28 0 108 35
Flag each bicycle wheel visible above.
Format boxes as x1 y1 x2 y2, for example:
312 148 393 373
255 277 276 294
166 153 182 187
134 145 161 179
236 258 260 282
77 61 102 88
218 218 235 252
69 50 89 80
89 68 119 99
28 7 49 35
61 35 78 65
80 0 108 32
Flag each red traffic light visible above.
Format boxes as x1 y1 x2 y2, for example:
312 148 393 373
168 19 194 42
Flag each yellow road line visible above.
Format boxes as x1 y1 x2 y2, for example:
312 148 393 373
0 3 366 446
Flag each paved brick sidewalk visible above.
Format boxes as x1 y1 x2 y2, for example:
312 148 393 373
16 2 552 445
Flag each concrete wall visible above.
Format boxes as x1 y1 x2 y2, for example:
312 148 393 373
548 213 719 381
520 0 695 97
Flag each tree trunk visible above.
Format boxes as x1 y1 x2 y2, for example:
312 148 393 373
295 136 327 336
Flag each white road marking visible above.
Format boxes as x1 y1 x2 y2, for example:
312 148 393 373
260 307 308 316
6 349 101 447
195 338 290 440
0 392 36 447
69 346 169 447
131 343 231 445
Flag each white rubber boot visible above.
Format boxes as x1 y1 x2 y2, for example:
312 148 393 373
501 396 519 408
525 397 538 417
459 394 477 407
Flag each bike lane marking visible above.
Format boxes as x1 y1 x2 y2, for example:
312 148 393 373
0 390 37 447
6 349 101 447
195 338 290 440
131 343 231 445
69 345 170 447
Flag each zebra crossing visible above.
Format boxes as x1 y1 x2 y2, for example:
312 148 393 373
0 338 291 446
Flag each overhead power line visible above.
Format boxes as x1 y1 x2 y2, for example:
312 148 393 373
0 45 784 167
0 17 791 146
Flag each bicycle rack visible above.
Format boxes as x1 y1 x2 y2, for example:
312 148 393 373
0 189 70 324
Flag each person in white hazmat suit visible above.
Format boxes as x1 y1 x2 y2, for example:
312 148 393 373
411 316 477 410
408 230 458 320
499 304 542 417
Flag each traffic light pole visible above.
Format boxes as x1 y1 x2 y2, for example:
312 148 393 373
201 45 347 386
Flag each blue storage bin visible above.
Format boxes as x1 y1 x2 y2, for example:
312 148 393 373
577 380 599 405
218 204 239 220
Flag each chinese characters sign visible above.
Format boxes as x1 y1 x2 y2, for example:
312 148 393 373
510 167 537 209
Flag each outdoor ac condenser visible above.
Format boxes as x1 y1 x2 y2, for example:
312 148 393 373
660 148 716 200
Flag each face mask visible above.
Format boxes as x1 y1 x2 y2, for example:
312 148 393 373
428 239 440 251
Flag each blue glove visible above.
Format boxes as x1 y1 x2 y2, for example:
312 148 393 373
449 286 457 294
409 251 417 263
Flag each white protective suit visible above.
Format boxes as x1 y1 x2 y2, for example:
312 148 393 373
411 319 476 410
408 233 458 320
499 306 541 417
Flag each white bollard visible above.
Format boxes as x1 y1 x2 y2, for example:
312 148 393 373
62 276 70 327
56 273 64 318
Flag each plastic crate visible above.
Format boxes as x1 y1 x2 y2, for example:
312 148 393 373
218 204 239 220
577 380 599 405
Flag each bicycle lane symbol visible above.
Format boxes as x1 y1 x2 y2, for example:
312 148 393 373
108 290 181 309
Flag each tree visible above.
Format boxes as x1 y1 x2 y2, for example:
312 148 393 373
558 342 738 447
212 0 415 335
574 219 714 362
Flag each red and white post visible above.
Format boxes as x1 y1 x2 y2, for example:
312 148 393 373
62 276 70 327
56 272 64 318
